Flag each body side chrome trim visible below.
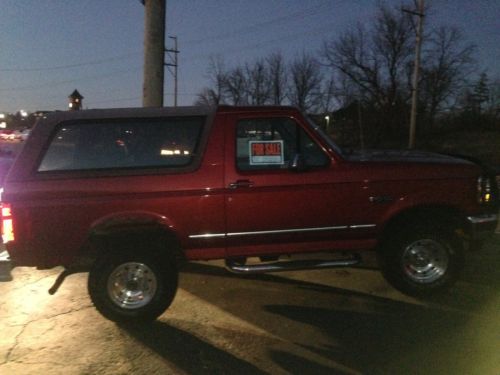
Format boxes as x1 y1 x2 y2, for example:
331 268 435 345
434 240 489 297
466 214 498 224
189 223 376 239
188 233 226 239
227 225 348 237
349 224 377 229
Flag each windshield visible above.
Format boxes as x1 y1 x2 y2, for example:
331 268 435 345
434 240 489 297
306 116 344 157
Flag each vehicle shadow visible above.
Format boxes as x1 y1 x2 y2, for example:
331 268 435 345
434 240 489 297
176 238 500 373
181 234 500 311
264 302 497 374
119 321 267 374
116 236 499 373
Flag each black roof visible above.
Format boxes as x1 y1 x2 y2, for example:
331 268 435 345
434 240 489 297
68 89 84 100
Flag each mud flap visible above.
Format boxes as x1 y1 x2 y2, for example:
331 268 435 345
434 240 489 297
0 249 12 281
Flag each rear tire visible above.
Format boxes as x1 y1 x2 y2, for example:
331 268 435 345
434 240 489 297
378 224 464 297
88 250 178 323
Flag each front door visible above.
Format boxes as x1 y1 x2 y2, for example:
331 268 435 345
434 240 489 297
224 113 369 258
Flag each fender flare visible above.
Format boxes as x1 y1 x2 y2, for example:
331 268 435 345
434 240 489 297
86 210 184 261
90 210 174 235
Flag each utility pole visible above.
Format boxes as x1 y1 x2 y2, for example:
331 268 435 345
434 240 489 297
165 36 179 107
404 0 425 149
142 0 166 107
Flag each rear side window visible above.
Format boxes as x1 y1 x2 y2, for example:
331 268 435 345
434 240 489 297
38 117 204 172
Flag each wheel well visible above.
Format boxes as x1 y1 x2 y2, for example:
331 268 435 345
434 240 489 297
379 206 465 245
75 226 185 269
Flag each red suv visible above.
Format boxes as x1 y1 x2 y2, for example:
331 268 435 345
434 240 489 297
1 106 498 322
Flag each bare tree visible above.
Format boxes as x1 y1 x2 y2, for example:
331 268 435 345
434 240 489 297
267 52 288 105
225 67 248 105
195 88 221 106
245 59 270 105
317 77 338 113
322 2 477 144
372 5 414 107
195 56 227 106
419 26 476 125
289 53 323 112
321 4 414 141
322 24 384 106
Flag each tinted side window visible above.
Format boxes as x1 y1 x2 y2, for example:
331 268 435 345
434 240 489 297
236 118 329 171
38 117 204 172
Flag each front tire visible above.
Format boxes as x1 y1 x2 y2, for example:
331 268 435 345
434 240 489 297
88 250 178 323
378 225 464 297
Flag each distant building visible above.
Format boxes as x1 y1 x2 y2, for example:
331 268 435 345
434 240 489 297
68 90 84 111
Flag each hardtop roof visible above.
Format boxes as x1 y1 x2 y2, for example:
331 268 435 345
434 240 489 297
36 105 301 123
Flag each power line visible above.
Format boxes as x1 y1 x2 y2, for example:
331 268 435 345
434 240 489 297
1 17 332 93
0 52 140 73
0 66 141 92
0 3 328 73
1 18 330 93
183 3 331 46
2 3 339 98
185 21 337 61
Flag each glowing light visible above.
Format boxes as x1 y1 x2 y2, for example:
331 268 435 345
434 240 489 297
2 207 11 217
1 202 14 243
161 149 189 156
2 219 14 243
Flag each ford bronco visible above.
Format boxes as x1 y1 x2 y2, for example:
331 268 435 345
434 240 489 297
1 106 498 322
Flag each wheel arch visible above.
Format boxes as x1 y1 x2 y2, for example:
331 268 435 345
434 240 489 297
378 204 466 246
75 211 186 268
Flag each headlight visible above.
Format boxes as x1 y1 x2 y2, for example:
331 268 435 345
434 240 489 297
477 176 492 204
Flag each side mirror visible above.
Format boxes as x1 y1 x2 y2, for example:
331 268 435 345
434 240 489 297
289 154 308 172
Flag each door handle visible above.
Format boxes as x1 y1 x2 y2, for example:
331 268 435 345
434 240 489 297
229 179 254 189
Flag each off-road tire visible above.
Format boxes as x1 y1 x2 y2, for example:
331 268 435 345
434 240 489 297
378 224 464 297
88 250 178 323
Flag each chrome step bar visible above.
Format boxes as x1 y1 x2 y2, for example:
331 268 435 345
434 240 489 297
225 254 361 274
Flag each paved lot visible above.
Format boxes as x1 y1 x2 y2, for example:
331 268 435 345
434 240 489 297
1 236 499 375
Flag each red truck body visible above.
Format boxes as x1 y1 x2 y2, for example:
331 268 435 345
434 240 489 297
1 105 497 322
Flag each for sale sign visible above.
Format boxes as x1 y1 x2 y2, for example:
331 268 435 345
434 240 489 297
249 140 284 165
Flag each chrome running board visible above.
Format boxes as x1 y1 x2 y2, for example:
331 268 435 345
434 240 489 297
225 254 361 274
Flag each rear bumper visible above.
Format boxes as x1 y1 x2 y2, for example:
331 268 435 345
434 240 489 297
466 213 498 242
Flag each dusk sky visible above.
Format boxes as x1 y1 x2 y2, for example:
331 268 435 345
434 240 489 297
0 0 498 113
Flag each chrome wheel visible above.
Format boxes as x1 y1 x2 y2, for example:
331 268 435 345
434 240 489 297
402 239 449 284
107 262 157 309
